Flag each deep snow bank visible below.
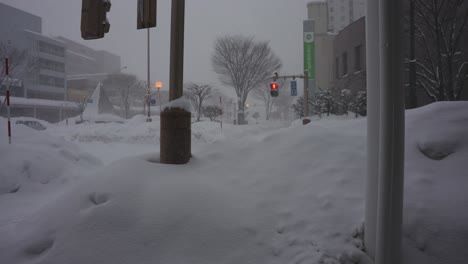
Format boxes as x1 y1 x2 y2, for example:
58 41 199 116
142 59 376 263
0 118 101 195
0 102 467 264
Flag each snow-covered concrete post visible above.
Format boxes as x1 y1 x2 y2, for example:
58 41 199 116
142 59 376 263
161 0 191 164
364 0 380 259
375 0 405 263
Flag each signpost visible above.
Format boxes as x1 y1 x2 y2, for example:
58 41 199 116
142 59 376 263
303 20 316 109
150 98 156 105
137 0 157 122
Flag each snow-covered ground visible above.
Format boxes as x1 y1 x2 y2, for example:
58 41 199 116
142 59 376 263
0 102 467 264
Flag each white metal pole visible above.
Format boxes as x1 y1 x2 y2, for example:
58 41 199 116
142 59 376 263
147 28 152 122
364 0 380 259
376 0 405 263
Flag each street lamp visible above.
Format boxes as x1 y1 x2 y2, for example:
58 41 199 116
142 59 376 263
155 81 162 112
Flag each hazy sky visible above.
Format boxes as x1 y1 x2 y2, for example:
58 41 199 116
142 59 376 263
1 0 313 96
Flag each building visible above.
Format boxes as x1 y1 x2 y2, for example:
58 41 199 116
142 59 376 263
0 3 67 101
332 17 366 94
307 1 335 92
327 0 366 33
55 36 121 103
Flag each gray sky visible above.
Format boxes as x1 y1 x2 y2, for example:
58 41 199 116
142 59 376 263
1 0 313 96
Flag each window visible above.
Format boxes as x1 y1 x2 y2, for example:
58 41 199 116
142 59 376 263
39 58 65 73
38 41 65 57
330 16 334 22
354 45 363 71
330 7 334 12
335 57 340 79
341 16 345 21
342 52 348 76
38 74 65 88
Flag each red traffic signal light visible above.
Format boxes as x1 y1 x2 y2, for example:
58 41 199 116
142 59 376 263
270 82 278 90
270 82 279 97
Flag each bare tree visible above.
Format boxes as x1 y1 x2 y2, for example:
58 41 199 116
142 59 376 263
252 112 260 124
185 83 213 122
202 105 222 121
211 35 282 124
0 42 38 87
103 73 145 119
412 0 468 101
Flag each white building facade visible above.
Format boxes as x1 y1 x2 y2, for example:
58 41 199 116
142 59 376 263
0 3 67 101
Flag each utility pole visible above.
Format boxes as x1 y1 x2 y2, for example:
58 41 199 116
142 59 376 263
146 28 152 122
160 0 191 164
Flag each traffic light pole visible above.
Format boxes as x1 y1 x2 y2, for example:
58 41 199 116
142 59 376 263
271 71 309 118
303 70 309 117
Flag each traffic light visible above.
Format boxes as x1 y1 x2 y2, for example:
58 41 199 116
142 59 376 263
270 82 279 97
137 0 157 29
81 0 112 40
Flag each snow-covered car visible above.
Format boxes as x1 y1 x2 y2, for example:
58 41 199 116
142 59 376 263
15 120 47 131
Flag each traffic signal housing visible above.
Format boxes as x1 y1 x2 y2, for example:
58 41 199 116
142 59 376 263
270 82 279 97
81 0 112 40
137 0 157 29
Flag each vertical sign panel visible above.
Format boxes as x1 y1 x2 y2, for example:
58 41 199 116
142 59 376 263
290 80 297 96
303 20 315 80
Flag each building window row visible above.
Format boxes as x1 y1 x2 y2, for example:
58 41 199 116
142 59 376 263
38 74 65 88
27 90 64 101
38 41 65 58
39 58 65 73
335 44 364 79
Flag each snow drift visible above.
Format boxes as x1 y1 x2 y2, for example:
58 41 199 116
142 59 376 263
0 101 467 264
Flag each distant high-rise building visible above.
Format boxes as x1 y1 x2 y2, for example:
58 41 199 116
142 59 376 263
307 1 335 92
327 0 366 33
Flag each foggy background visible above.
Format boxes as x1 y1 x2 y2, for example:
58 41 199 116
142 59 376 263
1 0 313 95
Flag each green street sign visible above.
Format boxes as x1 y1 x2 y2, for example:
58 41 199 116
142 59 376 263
304 32 315 80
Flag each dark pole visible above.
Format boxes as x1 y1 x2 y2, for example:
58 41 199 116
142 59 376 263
169 0 185 101
160 0 191 164
408 0 417 108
